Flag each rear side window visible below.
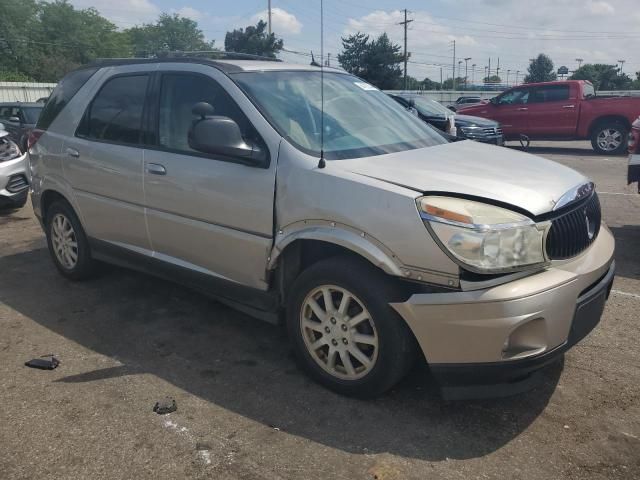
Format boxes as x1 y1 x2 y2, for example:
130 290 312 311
531 85 570 103
36 67 98 130
82 75 149 145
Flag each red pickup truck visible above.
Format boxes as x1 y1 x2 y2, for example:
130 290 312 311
628 117 640 192
460 80 640 154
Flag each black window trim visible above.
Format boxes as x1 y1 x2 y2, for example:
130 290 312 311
75 71 152 148
142 70 271 169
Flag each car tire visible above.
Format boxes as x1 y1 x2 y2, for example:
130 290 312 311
286 255 417 398
591 121 628 155
45 200 96 280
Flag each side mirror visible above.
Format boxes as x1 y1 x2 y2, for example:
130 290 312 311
188 108 266 166
8 116 20 123
489 97 498 106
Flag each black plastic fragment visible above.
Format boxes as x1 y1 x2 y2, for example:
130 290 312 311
153 397 177 414
25 355 60 370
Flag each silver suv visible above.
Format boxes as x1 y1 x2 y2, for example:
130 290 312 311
29 58 615 398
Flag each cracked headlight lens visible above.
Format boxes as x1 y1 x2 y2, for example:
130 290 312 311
417 196 548 272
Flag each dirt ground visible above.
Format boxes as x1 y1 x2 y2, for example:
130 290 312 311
0 141 639 480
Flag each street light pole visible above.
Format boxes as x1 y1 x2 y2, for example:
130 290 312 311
575 58 583 69
471 63 476 86
268 0 272 35
464 57 471 89
618 59 626 75
506 69 510 86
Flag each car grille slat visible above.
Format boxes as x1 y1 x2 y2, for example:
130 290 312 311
6 174 28 193
545 193 601 260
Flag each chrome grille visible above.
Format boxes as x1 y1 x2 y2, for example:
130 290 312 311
6 174 28 193
482 127 497 135
545 193 601 260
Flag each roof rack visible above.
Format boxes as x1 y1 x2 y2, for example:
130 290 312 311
94 50 281 64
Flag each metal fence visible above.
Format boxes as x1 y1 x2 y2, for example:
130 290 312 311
0 82 57 102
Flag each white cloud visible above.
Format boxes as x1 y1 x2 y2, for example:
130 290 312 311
587 1 615 15
250 8 302 35
173 7 205 22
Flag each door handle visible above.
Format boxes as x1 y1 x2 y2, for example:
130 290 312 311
146 163 167 175
517 107 528 111
562 105 576 109
65 147 79 158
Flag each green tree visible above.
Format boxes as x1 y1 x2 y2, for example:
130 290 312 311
524 54 557 83
224 20 282 58
338 32 403 89
634 71 640 89
127 13 215 57
483 75 502 83
442 77 466 90
570 64 633 90
0 0 130 81
337 32 369 78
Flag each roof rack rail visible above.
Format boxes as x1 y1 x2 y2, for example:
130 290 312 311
163 50 282 62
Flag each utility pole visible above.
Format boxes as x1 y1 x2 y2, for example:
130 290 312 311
471 63 476 85
399 9 413 90
440 67 443 90
484 65 488 84
488 58 491 82
326 53 331 67
506 69 510 86
515 70 520 85
451 40 456 90
575 58 583 69
496 57 500 81
618 59 626 75
464 57 471 88
268 0 272 35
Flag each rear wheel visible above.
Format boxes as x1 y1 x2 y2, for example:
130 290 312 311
45 201 96 280
287 256 417 398
591 121 628 155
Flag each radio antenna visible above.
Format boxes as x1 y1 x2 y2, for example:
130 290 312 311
317 0 326 169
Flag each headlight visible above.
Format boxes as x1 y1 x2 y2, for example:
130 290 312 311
417 196 548 272
0 137 22 162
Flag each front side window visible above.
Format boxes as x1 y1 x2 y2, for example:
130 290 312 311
531 85 570 103
157 73 259 155
498 89 530 105
83 75 148 144
232 71 445 160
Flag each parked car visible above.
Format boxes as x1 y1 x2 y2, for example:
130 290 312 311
0 102 44 152
447 96 484 112
459 80 640 154
628 116 640 192
390 93 504 145
29 59 614 399
0 124 29 209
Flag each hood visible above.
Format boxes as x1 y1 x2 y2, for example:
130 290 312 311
334 140 588 216
454 114 498 127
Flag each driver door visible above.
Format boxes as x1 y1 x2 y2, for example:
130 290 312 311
490 87 531 138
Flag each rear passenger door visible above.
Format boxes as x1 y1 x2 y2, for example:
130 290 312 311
142 67 277 290
65 71 151 251
527 84 577 137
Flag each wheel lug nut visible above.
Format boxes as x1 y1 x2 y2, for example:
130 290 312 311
342 338 348 345
341 324 347 331
330 317 337 324
331 339 338 346
324 326 331 333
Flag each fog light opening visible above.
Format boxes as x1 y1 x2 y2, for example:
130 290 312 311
502 317 548 360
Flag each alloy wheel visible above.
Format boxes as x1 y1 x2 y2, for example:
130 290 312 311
597 128 623 152
300 285 379 380
51 213 79 269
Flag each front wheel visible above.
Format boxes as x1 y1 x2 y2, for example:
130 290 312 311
286 256 417 398
591 121 628 155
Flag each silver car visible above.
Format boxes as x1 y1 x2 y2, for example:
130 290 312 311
0 123 28 210
29 59 615 399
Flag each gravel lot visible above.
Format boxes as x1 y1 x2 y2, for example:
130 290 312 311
1 141 638 480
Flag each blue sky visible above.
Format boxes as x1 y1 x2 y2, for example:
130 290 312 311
71 0 640 84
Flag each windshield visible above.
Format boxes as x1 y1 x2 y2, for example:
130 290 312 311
407 96 451 116
21 106 43 124
232 71 446 159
